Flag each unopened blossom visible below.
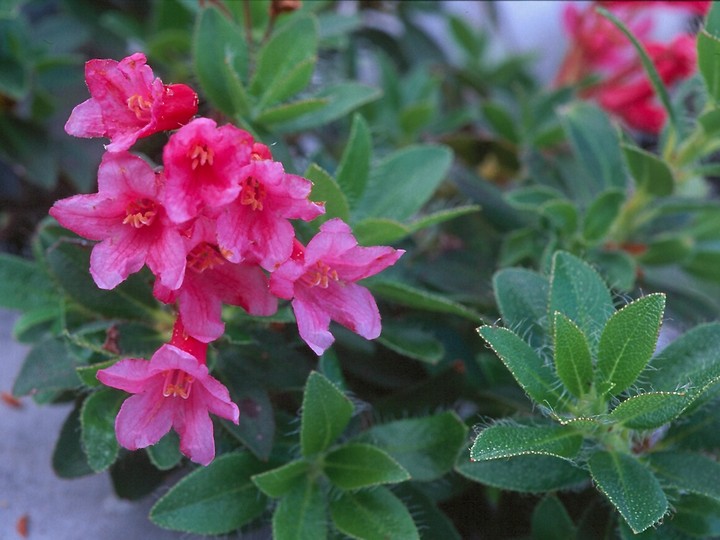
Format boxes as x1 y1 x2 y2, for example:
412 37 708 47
162 118 255 223
154 217 278 342
97 318 239 466
49 152 187 290
270 218 404 355
65 52 198 152
217 159 325 270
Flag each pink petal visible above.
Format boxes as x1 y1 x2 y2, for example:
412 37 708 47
176 276 226 343
147 344 206 379
114 380 175 450
269 257 305 299
292 296 334 355
304 219 359 264
175 394 216 466
332 246 405 283
49 195 125 241
196 383 239 424
97 152 158 198
89 227 150 289
208 262 278 317
146 223 188 290
319 282 382 340
96 358 153 393
64 99 106 138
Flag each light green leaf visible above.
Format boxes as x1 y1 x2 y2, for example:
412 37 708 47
456 454 588 493
273 478 327 540
354 145 452 222
352 218 410 245
582 189 626 243
622 145 673 197
377 321 444 364
698 29 720 104
493 268 549 348
324 443 410 489
252 460 310 498
80 388 124 472
193 7 250 116
608 392 691 429
597 293 665 396
553 312 593 398
150 452 268 534
336 113 371 206
301 371 354 457
548 251 615 352
357 412 468 482
471 424 582 461
330 487 419 540
648 452 720 502
305 163 350 225
589 451 668 534
477 326 564 409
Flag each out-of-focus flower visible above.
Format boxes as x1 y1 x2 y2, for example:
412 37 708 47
270 219 404 355
65 53 198 152
597 1 710 16
49 152 187 290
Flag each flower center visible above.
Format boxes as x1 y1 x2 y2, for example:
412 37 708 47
187 242 230 273
123 198 157 228
302 261 339 288
240 177 266 211
162 369 194 399
188 143 214 170
126 94 152 121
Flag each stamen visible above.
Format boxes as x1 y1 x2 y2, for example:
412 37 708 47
126 94 152 120
122 198 157 228
187 242 228 273
188 143 214 170
162 369 194 399
240 177 266 211
301 261 339 288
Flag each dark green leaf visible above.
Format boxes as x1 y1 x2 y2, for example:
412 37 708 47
531 495 576 540
622 145 673 196
638 235 692 265
478 326 564 409
336 114 371 206
305 163 351 225
53 405 93 478
324 443 410 489
252 460 310 498
471 424 582 461
147 430 183 471
150 452 268 534
394 484 461 540
493 268 549 348
698 29 720 104
273 477 327 540
609 392 691 429
482 102 519 144
352 218 410 245
540 199 578 235
553 312 593 398
80 388 124 472
254 98 327 125
301 371 354 456
597 293 665 396
219 385 275 461
330 487 419 540
0 253 57 311
13 337 81 396
648 452 720 502
583 189 626 243
588 451 668 534
377 321 444 364
505 186 565 210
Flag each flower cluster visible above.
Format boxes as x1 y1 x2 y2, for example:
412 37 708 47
556 1 708 133
51 53 403 464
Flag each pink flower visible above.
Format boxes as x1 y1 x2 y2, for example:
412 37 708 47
154 217 278 342
216 159 325 270
270 219 404 355
97 320 239 466
597 1 710 16
162 118 255 224
49 152 187 290
65 52 198 152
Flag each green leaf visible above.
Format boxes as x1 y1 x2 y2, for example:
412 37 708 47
553 312 593 398
377 321 444 364
336 114 371 206
493 268 549 348
0 253 57 311
622 144 674 197
53 405 94 478
219 385 275 461
12 304 61 343
301 371 354 457
150 452 268 534
305 163 350 225
357 412 468 482
80 388 124 472
254 98 328 125
13 337 81 396
597 7 677 132
251 14 317 108
531 495 576 540
470 424 582 461
76 358 117 388
324 443 410 489
597 293 666 396
648 452 720 502
368 280 482 323
482 102 519 144
456 454 588 493
559 102 626 200
273 478 327 540
147 431 183 471
354 145 452 222
582 189 626 243
352 218 410 245
273 82 381 133
330 487 419 540
638 235 692 265
393 484 461 540
193 7 250 116
477 326 564 409
589 451 668 534
252 460 310 498
698 29 720 104
548 251 615 352
0 116 57 188
505 185 565 210
540 199 578 235
608 392 691 429
408 205 481 234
